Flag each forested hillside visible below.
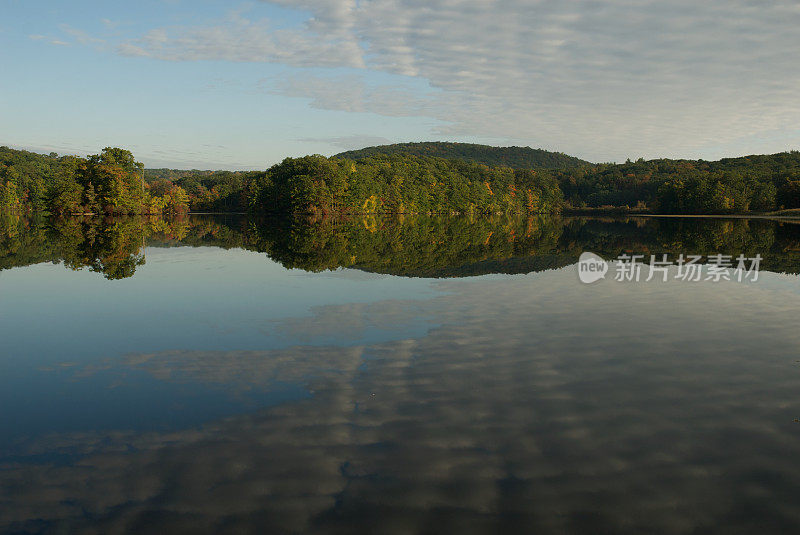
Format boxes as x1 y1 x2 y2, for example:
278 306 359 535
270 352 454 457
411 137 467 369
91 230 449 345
335 143 800 214
557 151 800 213
249 154 563 216
6 144 800 216
334 142 590 169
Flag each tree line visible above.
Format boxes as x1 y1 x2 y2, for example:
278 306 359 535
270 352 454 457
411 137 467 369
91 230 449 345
6 144 800 216
1 146 189 216
249 154 564 216
167 147 800 215
556 152 800 213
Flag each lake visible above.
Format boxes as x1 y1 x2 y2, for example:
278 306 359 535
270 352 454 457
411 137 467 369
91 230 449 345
2 214 800 533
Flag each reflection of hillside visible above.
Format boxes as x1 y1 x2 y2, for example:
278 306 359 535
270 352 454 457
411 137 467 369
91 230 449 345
3 214 800 278
245 214 565 277
560 217 800 275
244 215 800 276
4 274 800 533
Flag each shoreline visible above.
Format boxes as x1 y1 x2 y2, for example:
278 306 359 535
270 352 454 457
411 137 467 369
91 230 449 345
22 211 800 221
627 213 800 221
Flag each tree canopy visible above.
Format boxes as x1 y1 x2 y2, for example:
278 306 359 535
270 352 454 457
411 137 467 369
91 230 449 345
1 146 189 216
249 154 563 216
557 151 800 213
6 144 800 216
334 142 591 170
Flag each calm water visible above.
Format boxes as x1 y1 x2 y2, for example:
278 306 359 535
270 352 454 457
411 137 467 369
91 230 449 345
2 215 800 534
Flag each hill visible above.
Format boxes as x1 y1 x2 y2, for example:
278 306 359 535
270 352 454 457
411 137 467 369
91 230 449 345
334 142 591 169
556 151 800 212
249 154 563 216
7 143 800 216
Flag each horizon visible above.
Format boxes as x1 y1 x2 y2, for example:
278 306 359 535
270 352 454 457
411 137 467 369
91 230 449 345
4 1 800 169
4 141 800 173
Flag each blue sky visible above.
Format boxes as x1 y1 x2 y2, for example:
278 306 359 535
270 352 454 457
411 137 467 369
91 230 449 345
2 0 800 169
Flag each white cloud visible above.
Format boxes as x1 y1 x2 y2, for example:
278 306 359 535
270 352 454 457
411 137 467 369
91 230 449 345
267 73 440 117
116 12 364 68
60 24 105 46
113 0 800 160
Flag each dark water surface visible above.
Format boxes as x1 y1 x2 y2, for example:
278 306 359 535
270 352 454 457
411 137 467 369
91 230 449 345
2 215 800 534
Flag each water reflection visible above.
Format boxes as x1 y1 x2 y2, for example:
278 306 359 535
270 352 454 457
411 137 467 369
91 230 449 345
3 270 800 533
3 214 800 278
2 216 800 533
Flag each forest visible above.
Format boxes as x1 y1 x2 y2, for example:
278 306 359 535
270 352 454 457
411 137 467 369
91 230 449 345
336 143 800 214
144 168 260 212
5 143 800 216
556 152 800 213
1 146 189 216
248 153 564 216
334 142 590 169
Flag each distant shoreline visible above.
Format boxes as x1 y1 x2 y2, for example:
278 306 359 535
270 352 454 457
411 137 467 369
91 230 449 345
42 210 800 220
627 213 800 221
563 208 800 220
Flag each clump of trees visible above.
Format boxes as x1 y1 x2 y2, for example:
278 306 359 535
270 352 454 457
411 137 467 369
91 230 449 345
145 169 261 213
1 146 189 215
655 171 777 213
0 179 22 214
248 154 563 216
1 147 68 213
556 151 800 213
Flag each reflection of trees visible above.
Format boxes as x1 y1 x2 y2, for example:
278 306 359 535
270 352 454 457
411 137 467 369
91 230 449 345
56 217 147 280
0 216 196 280
0 214 59 272
244 215 800 276
560 217 777 258
3 215 800 279
244 214 565 277
560 217 800 274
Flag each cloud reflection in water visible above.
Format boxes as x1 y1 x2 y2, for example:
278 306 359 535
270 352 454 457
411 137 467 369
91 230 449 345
3 271 800 533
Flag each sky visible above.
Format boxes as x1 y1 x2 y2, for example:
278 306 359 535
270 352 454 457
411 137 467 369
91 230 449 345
2 0 800 169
